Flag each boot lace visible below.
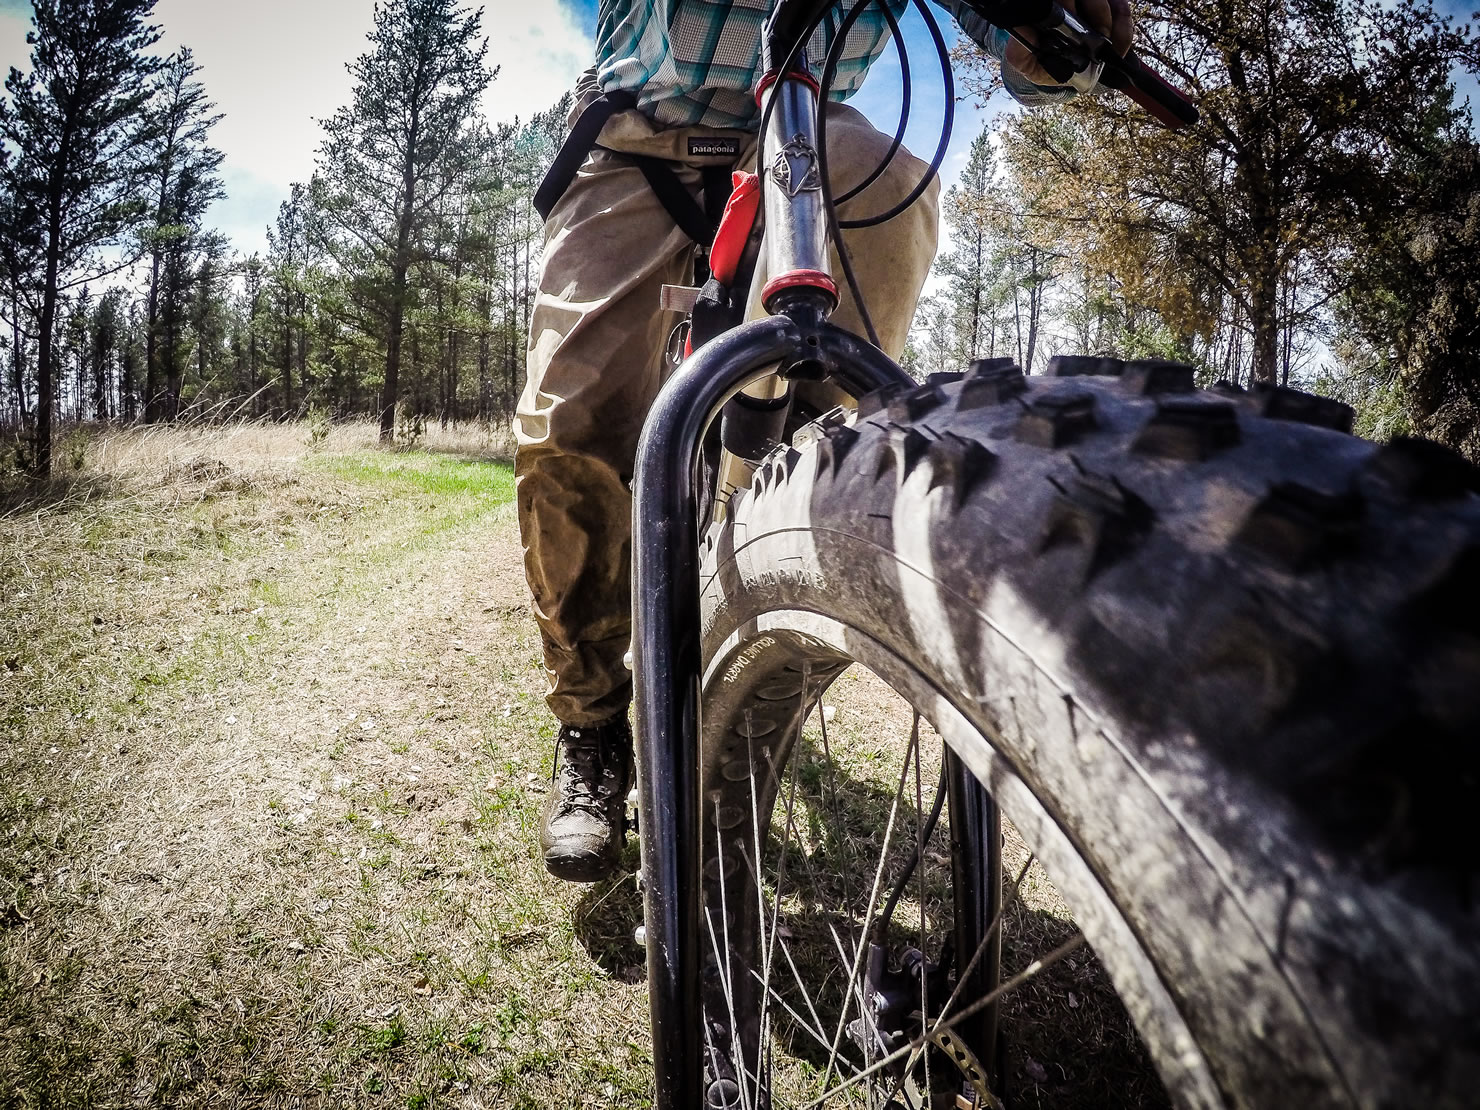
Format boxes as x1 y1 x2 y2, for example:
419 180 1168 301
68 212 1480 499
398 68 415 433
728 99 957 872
552 721 626 821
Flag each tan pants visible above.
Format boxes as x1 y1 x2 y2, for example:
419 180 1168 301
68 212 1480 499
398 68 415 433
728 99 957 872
515 98 940 726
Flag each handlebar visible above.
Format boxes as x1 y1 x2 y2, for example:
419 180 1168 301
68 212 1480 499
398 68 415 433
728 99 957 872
970 0 1199 127
760 0 1198 131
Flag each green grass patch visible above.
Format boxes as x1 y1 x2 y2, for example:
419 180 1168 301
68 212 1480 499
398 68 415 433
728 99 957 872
309 451 515 503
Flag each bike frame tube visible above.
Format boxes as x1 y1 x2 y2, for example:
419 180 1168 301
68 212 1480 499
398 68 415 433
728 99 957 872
633 310 912 1108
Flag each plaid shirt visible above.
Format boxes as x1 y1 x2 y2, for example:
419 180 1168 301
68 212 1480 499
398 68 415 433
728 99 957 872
594 0 1070 129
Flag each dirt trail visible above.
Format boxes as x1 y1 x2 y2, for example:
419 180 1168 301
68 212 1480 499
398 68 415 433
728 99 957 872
2 428 651 1108
0 424 1162 1109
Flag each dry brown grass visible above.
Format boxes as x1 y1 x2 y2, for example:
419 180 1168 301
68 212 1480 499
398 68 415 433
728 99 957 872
2 420 644 1109
0 420 1161 1109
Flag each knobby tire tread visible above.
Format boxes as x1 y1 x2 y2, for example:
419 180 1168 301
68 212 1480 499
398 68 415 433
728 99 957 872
693 361 1480 1108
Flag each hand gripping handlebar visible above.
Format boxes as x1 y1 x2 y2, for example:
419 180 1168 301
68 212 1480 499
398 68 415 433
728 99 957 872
969 0 1199 127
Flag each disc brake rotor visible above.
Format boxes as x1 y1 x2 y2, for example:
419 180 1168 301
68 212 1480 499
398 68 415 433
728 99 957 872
895 1024 1004 1110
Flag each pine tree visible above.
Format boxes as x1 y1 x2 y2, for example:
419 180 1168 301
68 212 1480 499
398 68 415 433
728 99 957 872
986 0 1472 384
0 0 162 474
141 48 224 422
266 184 324 414
90 288 124 420
189 240 229 410
0 181 39 428
933 130 1002 363
314 0 493 442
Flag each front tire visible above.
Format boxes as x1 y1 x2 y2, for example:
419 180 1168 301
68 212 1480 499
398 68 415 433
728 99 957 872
694 360 1480 1108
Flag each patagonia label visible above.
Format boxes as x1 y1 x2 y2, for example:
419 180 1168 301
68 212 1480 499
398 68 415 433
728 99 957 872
689 137 741 157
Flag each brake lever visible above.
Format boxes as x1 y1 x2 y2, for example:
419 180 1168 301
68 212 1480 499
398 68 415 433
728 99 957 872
1001 1 1199 128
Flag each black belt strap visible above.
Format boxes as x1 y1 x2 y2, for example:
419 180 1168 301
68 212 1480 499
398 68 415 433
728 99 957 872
700 165 731 233
534 91 738 274
532 90 638 221
633 155 717 249
694 164 734 285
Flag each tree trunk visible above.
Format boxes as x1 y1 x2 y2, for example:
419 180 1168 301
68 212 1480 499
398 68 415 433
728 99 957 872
142 154 174 425
282 322 294 413
198 316 208 396
164 304 181 421
35 289 57 476
1025 284 1041 375
249 319 260 416
410 326 422 418
1251 271 1279 385
93 351 108 421
1013 280 1023 367
143 248 162 422
121 347 134 422
1028 250 1046 374
969 227 984 360
1280 268 1295 388
34 156 68 477
9 307 28 424
297 290 309 397
383 280 407 442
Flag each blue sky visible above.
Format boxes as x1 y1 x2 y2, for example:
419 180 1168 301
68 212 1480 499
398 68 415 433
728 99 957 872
0 0 1006 256
0 0 1473 256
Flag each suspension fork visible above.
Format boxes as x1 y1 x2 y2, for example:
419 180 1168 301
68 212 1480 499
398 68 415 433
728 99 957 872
635 34 912 1106
633 312 911 1110
946 749 1004 1087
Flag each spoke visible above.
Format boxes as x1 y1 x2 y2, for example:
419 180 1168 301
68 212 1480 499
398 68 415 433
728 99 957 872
879 717 946 1110
763 747 876 1046
880 846 1038 1109
802 931 1089 1109
933 854 1036 1037
703 1016 729 1110
754 661 811 1102
705 905 748 1106
817 698 865 925
911 716 933 1102
820 721 920 1093
745 965 862 1071
745 706 772 1107
764 747 858 969
728 676 1062 1108
737 833 876 1097
775 926 846 1070
712 794 755 1110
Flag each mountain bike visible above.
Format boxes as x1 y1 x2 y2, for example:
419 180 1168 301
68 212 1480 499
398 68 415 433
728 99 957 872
624 0 1480 1106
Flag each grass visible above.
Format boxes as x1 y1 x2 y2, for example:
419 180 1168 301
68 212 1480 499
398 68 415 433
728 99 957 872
311 451 516 501
0 420 649 1108
0 418 1161 1109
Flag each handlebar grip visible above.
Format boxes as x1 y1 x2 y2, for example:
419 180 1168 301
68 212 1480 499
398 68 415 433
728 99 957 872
1101 50 1198 128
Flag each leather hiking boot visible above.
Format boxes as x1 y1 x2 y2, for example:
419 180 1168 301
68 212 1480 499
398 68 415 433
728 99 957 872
539 715 633 882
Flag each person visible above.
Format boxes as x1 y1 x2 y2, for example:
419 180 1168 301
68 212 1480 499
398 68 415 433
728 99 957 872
517 0 1133 882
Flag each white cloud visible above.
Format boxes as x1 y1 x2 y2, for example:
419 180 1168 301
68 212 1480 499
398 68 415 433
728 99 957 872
0 0 591 255
0 0 1014 260
479 0 590 125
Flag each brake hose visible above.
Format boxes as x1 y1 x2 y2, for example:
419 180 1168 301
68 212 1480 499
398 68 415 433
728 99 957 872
874 751 950 943
833 0 912 205
822 0 956 230
755 0 957 346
